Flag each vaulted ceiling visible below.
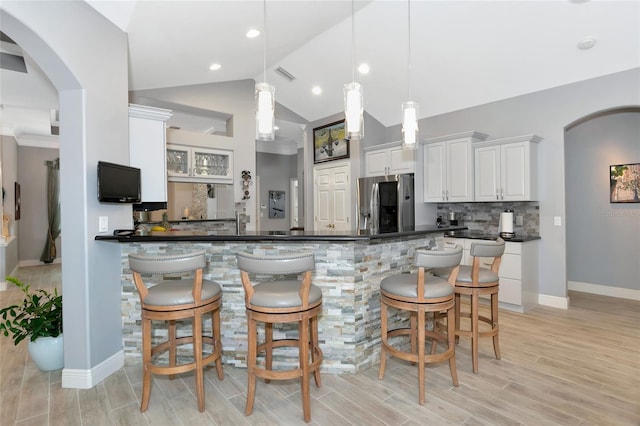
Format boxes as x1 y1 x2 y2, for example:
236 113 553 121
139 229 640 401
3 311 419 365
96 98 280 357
1 0 638 145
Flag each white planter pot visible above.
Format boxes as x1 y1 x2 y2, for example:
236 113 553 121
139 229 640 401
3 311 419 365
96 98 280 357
27 334 64 371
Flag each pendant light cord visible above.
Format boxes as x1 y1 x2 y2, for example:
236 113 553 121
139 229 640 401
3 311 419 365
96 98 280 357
263 0 267 83
351 0 355 82
407 0 412 100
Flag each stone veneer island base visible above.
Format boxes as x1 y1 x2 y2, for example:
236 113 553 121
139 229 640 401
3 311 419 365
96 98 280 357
104 228 455 374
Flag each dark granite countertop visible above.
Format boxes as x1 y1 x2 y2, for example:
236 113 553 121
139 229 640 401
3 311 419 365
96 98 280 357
95 225 469 243
441 229 541 242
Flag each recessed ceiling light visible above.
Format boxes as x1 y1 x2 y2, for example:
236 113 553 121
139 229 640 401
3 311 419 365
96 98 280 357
209 63 222 71
358 63 370 74
577 37 597 50
312 86 322 95
246 29 260 38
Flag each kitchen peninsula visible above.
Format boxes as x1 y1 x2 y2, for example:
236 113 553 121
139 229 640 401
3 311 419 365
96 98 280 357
97 225 467 374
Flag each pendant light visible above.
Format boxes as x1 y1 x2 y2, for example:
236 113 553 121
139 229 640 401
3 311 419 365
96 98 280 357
344 0 363 139
402 0 418 149
256 0 275 141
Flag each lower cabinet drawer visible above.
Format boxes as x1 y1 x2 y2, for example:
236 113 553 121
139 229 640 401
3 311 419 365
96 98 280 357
499 277 522 305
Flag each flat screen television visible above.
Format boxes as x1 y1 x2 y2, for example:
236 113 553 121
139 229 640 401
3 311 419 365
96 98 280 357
97 161 141 203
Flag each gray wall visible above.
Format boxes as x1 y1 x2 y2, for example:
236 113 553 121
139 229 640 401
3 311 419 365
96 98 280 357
2 1 131 380
17 146 61 263
565 109 640 290
257 152 297 232
1 136 18 236
385 68 640 300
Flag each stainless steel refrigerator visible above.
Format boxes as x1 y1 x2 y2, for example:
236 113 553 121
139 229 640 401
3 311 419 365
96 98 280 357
357 173 414 233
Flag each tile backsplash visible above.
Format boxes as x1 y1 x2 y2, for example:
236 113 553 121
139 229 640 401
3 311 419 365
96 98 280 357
437 201 539 236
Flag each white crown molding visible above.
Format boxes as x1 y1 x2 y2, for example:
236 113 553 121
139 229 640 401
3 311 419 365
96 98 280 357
421 131 489 145
129 103 173 121
16 133 60 149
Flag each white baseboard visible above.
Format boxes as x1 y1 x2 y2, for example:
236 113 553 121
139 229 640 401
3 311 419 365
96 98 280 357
0 281 6 291
538 293 569 309
61 350 124 389
568 281 640 301
18 258 63 268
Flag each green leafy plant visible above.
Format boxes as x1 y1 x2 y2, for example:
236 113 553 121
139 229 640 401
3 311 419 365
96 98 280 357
0 276 62 345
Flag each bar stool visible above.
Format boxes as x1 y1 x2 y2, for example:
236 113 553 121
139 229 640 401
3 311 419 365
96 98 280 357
378 244 462 405
128 251 224 412
236 251 322 423
435 238 505 373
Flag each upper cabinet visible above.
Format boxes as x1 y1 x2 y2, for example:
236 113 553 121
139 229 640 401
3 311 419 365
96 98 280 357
167 144 233 183
474 135 541 202
129 104 172 204
364 142 414 177
422 131 488 203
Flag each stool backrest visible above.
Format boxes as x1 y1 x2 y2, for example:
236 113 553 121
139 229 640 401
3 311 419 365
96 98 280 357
414 244 462 302
236 251 315 309
128 251 207 304
469 238 505 283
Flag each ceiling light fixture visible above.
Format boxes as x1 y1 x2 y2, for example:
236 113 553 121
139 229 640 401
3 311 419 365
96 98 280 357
358 63 370 74
209 63 222 71
401 0 418 149
246 29 260 38
255 0 275 141
312 86 322 95
344 0 363 139
577 37 597 50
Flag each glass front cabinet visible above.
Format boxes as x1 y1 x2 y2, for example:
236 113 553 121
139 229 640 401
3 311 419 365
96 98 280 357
167 144 233 183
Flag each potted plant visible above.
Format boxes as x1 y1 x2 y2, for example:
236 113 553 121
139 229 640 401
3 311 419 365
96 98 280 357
0 276 63 371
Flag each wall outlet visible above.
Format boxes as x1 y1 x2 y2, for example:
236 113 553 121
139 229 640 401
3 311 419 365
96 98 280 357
515 215 523 226
553 216 562 227
99 216 108 232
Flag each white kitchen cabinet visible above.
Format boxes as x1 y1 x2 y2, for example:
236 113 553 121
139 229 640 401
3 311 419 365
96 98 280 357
166 144 233 183
422 131 488 202
444 237 539 312
314 161 351 231
364 141 414 177
474 134 541 201
129 104 172 203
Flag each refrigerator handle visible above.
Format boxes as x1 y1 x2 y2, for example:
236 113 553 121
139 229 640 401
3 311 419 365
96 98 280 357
371 182 379 233
397 179 404 229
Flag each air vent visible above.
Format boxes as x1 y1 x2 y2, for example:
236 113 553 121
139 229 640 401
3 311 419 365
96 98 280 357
168 126 181 130
50 126 59 136
275 66 296 82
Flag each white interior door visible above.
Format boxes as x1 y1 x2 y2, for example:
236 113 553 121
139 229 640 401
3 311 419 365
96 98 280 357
314 162 351 231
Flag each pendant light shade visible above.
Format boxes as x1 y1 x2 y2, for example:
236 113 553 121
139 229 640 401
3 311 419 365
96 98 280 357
256 82 275 141
402 0 417 149
402 101 418 149
344 81 363 139
256 0 275 141
344 0 363 139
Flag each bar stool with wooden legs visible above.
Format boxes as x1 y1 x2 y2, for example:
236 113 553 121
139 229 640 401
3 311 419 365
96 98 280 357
435 238 505 373
236 251 322 423
128 251 224 412
378 244 462 405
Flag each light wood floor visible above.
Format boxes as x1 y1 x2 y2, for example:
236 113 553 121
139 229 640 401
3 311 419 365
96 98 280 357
1 263 639 425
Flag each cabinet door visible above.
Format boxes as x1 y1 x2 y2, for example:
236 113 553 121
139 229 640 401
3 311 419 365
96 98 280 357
423 142 446 202
388 146 415 174
501 142 528 200
191 148 233 181
129 115 168 203
166 145 190 177
365 150 388 177
446 138 474 202
474 145 501 201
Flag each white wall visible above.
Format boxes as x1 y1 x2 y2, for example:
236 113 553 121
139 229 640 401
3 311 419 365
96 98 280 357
1 1 131 386
386 68 640 302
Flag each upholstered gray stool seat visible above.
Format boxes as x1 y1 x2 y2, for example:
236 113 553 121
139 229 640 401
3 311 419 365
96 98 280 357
433 238 505 373
144 280 221 306
236 251 323 423
378 244 462 405
128 251 224 413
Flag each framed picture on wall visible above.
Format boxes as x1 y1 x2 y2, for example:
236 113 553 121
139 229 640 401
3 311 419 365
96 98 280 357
268 190 285 218
610 163 640 203
14 182 21 220
313 120 350 164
